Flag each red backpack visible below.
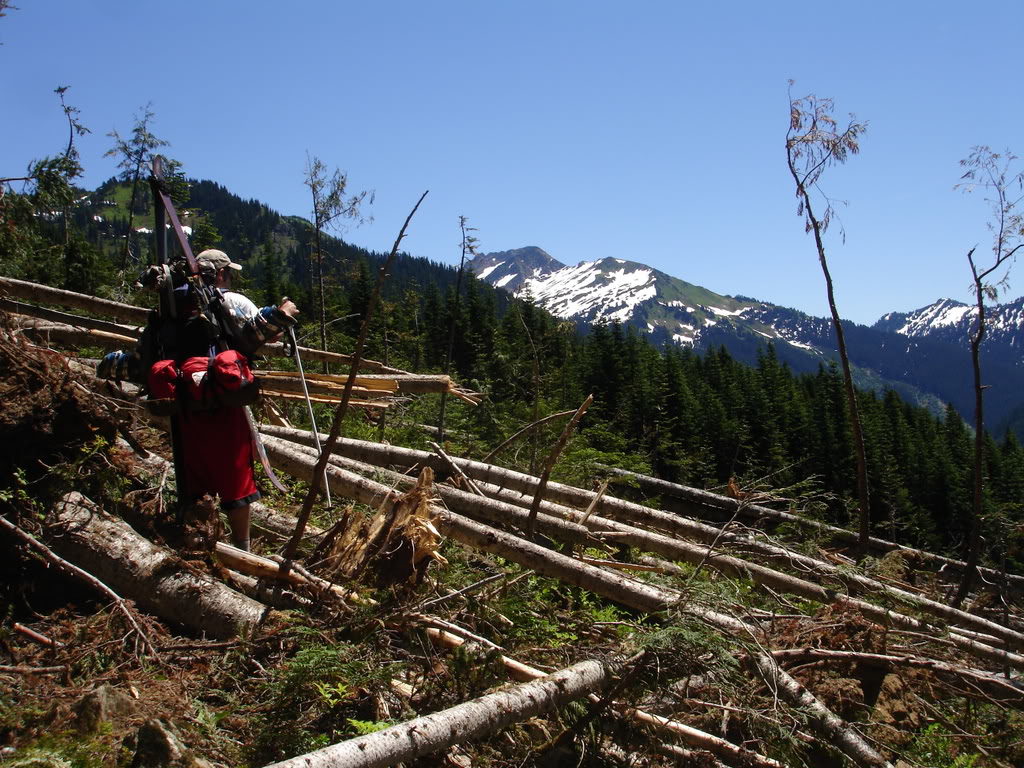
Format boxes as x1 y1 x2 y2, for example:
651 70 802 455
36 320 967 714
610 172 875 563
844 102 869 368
147 350 259 410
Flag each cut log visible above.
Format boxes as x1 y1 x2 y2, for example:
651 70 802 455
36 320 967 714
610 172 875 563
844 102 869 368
0 276 150 324
50 493 267 639
263 659 608 768
599 465 1024 590
426 627 786 768
263 438 891 768
263 426 1024 658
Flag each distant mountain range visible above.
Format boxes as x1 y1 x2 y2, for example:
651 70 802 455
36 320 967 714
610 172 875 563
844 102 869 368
469 247 1024 437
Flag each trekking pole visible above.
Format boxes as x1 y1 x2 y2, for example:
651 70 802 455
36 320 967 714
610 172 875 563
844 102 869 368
287 322 331 507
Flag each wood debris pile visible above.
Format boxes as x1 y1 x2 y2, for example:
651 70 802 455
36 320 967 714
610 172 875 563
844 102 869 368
1 276 1022 768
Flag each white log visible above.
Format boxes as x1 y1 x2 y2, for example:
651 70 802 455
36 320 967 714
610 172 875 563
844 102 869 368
600 466 1024 589
426 627 785 768
50 493 267 639
262 659 608 768
0 276 149 323
263 426 1024 658
261 438 891 768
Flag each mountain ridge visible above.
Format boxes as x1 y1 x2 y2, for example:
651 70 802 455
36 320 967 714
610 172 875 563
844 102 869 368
469 248 1024 436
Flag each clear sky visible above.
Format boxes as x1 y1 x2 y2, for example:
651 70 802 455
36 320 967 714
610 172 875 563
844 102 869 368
3 1 1022 325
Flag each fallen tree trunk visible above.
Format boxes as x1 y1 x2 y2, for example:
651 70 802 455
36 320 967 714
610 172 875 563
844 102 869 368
14 318 140 350
769 648 1024 707
600 466 1024 590
0 276 149 324
426 627 785 768
263 659 608 768
1 299 144 337
213 542 359 603
49 493 267 639
264 439 891 768
262 425 1019 592
264 426 1024 656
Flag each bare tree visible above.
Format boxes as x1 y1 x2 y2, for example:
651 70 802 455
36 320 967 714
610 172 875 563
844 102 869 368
105 104 168 268
303 154 371 371
785 87 872 555
951 147 1024 607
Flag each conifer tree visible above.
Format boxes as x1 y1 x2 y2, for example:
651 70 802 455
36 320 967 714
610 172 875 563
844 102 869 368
105 104 167 268
302 154 371 370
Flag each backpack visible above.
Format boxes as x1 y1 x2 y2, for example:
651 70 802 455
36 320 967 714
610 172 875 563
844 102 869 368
146 350 259 413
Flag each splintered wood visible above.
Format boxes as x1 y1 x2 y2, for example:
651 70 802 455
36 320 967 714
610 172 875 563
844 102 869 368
320 466 447 588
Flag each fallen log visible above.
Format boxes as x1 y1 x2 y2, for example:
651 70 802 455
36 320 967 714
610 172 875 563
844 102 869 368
426 627 784 768
213 542 360 603
50 492 267 639
0 515 154 654
260 425 1019 593
263 425 1024 655
14 318 140 350
264 438 891 768
0 276 149 324
263 659 609 768
1 299 144 337
600 466 1024 590
769 648 1024 707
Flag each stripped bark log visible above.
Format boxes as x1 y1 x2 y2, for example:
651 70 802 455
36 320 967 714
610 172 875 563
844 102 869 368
262 659 609 768
0 276 150 324
426 627 786 768
600 465 1024 590
262 438 890 768
262 425 1024 657
50 493 267 639
769 648 1024 707
212 542 369 605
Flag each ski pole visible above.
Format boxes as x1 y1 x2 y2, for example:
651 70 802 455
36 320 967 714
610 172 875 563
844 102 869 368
287 323 331 507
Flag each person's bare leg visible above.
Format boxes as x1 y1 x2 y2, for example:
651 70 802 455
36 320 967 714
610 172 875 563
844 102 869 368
227 504 251 551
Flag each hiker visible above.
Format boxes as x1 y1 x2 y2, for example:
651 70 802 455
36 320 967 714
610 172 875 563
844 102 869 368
177 250 299 551
98 249 299 551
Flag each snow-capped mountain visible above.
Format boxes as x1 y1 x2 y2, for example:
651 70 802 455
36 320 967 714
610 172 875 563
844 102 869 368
470 247 565 294
874 296 1024 361
469 248 1024 436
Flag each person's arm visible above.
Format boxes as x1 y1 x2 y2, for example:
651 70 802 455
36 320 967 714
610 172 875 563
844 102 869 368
226 293 299 352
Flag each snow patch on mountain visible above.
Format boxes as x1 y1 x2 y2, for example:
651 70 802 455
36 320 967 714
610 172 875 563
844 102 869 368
521 262 658 323
477 262 503 280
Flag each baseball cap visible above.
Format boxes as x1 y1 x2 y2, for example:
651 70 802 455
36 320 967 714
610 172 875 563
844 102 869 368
196 249 242 272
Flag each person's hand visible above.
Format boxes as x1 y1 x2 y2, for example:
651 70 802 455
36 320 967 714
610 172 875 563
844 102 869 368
277 298 300 321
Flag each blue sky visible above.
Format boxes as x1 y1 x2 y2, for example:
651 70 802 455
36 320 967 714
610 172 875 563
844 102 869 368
3 1 1022 325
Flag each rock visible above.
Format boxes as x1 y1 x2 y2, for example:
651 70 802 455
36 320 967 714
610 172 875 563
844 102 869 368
73 683 138 733
129 719 214 768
